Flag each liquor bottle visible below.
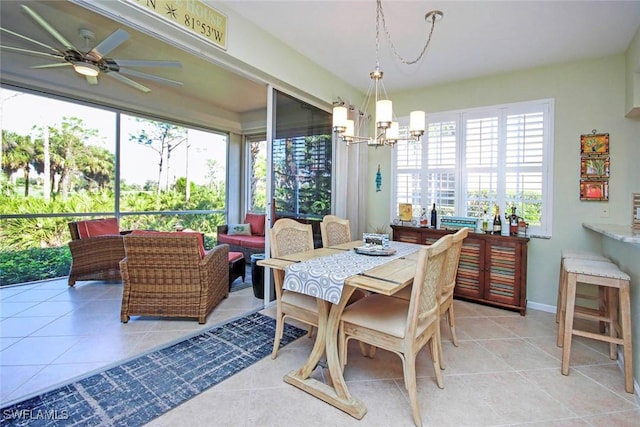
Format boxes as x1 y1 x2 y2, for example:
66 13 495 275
492 206 502 235
509 206 519 236
420 208 428 227
481 209 489 233
430 203 437 229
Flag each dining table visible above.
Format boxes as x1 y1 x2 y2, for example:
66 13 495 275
258 239 423 419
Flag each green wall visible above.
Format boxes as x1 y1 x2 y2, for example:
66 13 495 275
367 53 640 389
370 53 639 309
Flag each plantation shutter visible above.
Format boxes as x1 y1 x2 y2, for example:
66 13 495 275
395 132 422 217
425 119 457 215
463 113 499 216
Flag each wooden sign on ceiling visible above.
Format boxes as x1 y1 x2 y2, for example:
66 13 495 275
126 0 227 50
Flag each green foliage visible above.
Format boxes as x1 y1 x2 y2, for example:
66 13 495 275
273 135 331 218
0 246 71 286
2 110 229 286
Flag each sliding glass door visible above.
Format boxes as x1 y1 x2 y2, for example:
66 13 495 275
271 90 332 219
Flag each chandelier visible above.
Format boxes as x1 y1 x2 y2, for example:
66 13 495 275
332 0 443 147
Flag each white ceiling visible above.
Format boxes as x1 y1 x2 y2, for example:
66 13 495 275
1 1 639 125
222 0 640 93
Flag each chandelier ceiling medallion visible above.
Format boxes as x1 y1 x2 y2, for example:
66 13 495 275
332 0 443 147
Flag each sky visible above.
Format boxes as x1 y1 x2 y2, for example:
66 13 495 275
0 87 227 186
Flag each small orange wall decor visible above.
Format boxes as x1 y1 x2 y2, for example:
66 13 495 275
579 131 609 201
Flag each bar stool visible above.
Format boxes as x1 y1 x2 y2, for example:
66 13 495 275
555 249 611 323
558 258 633 394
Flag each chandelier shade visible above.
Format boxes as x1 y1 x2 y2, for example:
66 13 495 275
332 0 442 147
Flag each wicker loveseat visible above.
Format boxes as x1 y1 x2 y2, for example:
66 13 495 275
217 213 266 261
67 217 128 286
120 232 229 324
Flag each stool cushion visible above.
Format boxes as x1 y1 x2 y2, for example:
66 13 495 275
229 252 244 263
561 249 610 262
563 259 630 280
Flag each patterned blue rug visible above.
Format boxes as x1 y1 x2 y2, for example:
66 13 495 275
1 312 305 426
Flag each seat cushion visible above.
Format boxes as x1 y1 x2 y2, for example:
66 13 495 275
218 232 264 249
238 235 265 249
228 251 244 263
245 213 266 236
77 218 119 238
563 259 630 280
282 290 318 312
130 230 205 259
218 234 243 245
342 294 409 338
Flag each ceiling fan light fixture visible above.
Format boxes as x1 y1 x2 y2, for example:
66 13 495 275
73 61 99 77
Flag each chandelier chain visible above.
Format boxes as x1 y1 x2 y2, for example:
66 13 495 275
377 0 439 66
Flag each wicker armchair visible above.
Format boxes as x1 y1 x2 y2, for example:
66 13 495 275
67 218 127 286
120 234 229 324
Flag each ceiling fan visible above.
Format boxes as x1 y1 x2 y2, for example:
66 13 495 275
0 4 182 93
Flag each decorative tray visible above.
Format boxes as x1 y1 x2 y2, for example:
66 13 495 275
354 246 397 256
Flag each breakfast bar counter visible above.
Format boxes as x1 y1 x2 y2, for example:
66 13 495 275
582 223 640 245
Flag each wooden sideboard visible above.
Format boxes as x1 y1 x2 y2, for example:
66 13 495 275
391 225 529 315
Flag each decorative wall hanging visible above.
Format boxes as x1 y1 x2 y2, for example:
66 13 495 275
579 130 609 201
375 164 382 192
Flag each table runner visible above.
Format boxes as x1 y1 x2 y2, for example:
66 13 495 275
283 242 420 303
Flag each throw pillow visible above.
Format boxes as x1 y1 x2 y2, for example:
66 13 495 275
227 223 252 236
77 218 119 238
245 213 266 236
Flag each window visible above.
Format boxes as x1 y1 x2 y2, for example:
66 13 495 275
393 99 554 237
245 134 267 212
1 86 228 252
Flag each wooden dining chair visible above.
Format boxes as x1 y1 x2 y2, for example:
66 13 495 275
320 215 351 247
269 218 318 359
390 228 469 368
338 234 453 427
320 215 369 303
436 227 469 367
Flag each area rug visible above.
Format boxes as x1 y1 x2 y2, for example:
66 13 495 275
0 312 305 427
230 280 252 292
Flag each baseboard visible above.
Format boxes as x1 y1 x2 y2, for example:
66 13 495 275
526 300 556 314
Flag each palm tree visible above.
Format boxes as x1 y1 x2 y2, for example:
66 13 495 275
77 145 115 191
32 117 98 199
1 130 34 196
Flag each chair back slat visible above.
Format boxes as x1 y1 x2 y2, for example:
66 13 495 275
409 234 452 327
320 215 351 247
440 228 469 294
269 218 314 300
270 218 314 258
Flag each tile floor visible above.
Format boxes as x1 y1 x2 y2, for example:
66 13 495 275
1 277 638 426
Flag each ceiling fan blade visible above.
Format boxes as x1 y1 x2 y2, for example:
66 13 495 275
118 68 183 87
112 59 181 68
32 63 71 69
0 45 64 60
106 72 151 93
0 27 59 53
21 4 77 51
86 76 98 86
90 29 129 60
